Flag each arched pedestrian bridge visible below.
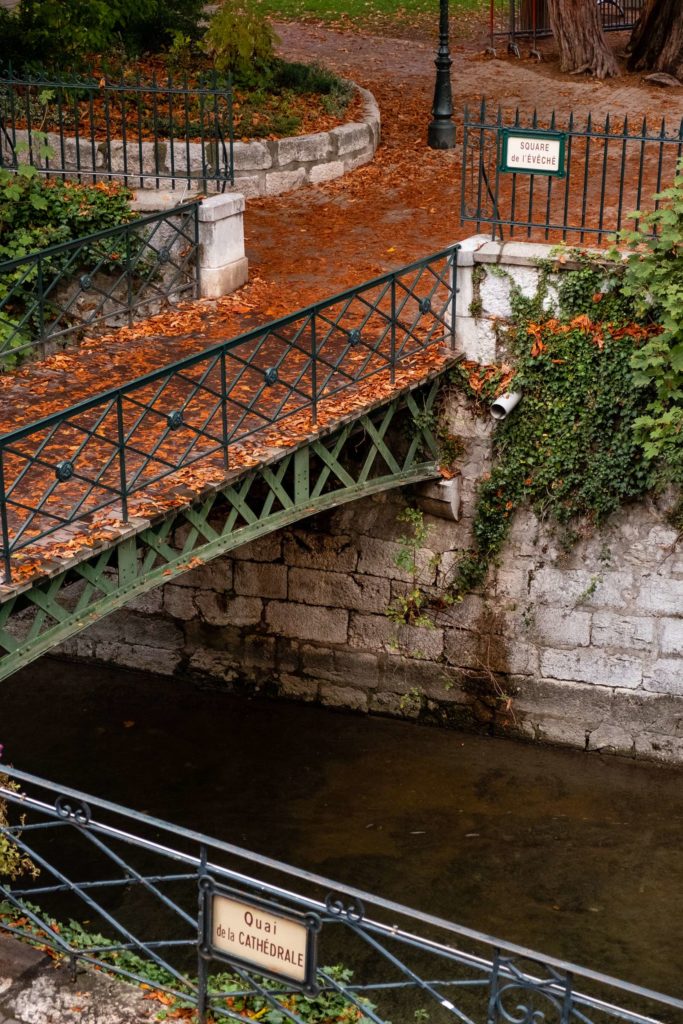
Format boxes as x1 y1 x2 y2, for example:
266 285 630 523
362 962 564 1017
0 245 460 681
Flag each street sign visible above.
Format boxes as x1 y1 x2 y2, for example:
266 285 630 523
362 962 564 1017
499 128 567 178
200 882 321 993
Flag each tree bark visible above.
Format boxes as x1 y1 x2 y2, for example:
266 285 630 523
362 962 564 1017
628 0 683 79
546 0 620 78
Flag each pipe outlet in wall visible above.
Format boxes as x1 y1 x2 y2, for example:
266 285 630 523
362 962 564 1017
491 391 522 420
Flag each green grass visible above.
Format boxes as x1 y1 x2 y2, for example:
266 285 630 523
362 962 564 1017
252 0 505 26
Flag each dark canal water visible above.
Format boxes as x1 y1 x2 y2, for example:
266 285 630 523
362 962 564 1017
1 657 682 997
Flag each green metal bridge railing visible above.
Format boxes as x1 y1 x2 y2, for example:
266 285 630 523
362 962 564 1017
0 244 459 585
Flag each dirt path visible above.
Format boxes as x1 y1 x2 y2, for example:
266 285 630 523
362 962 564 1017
239 21 683 305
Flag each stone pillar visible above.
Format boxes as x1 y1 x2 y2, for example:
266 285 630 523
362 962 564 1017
452 234 495 362
198 193 249 298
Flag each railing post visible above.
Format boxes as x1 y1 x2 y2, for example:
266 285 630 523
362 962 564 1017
116 394 129 524
220 349 229 472
193 205 201 299
125 230 133 327
0 448 12 585
37 256 45 343
311 311 318 425
450 247 458 350
390 275 397 384
197 844 209 1024
228 74 235 186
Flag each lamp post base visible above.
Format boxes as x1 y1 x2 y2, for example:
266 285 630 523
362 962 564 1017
427 119 457 149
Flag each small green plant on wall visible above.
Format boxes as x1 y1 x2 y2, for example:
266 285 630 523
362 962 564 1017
387 507 445 627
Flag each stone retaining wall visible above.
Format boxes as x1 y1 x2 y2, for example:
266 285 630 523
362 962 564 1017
11 84 380 197
56 237 683 764
232 85 380 197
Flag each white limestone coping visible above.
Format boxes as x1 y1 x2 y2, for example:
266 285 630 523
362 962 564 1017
453 234 613 363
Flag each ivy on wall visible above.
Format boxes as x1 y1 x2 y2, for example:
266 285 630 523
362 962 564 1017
443 168 683 597
450 309 654 595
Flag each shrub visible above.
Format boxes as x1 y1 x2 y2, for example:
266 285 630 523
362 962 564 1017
202 2 278 83
0 775 39 882
0 165 135 263
0 165 137 369
611 162 683 494
0 0 206 72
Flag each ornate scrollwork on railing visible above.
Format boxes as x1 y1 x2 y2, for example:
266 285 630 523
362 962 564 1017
324 891 365 923
54 795 92 825
488 955 573 1024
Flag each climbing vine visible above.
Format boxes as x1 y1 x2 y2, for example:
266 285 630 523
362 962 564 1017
610 164 683 502
450 309 654 594
445 180 683 597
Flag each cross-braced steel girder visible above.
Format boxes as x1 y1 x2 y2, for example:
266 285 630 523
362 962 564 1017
0 379 444 681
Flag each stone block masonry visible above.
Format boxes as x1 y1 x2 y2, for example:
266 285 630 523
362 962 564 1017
59 476 683 764
56 238 683 765
231 86 380 198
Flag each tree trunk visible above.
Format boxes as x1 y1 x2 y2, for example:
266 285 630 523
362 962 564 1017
546 0 620 78
628 0 683 79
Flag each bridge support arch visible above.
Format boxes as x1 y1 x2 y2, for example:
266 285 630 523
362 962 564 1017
0 379 445 682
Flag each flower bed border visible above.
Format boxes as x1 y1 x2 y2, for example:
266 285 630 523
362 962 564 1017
8 82 380 196
231 82 380 197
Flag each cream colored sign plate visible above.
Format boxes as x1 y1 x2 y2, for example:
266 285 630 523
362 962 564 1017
211 893 309 982
505 135 562 174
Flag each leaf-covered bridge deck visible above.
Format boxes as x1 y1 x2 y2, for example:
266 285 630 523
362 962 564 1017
0 245 458 594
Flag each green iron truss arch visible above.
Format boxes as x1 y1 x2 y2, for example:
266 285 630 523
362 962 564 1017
0 378 445 681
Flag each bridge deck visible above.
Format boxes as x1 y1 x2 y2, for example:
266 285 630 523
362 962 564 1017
0 245 459 596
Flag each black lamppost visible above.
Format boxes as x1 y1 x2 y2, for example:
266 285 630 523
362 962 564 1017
427 0 456 149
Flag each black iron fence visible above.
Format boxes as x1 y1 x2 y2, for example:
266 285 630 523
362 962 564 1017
461 101 683 243
501 0 644 53
0 245 458 581
1 766 681 1024
0 201 201 369
0 69 234 189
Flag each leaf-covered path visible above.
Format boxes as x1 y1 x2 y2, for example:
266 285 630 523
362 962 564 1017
245 20 683 298
3 20 680 438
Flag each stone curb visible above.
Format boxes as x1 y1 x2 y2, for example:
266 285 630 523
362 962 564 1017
232 82 381 198
13 82 381 199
